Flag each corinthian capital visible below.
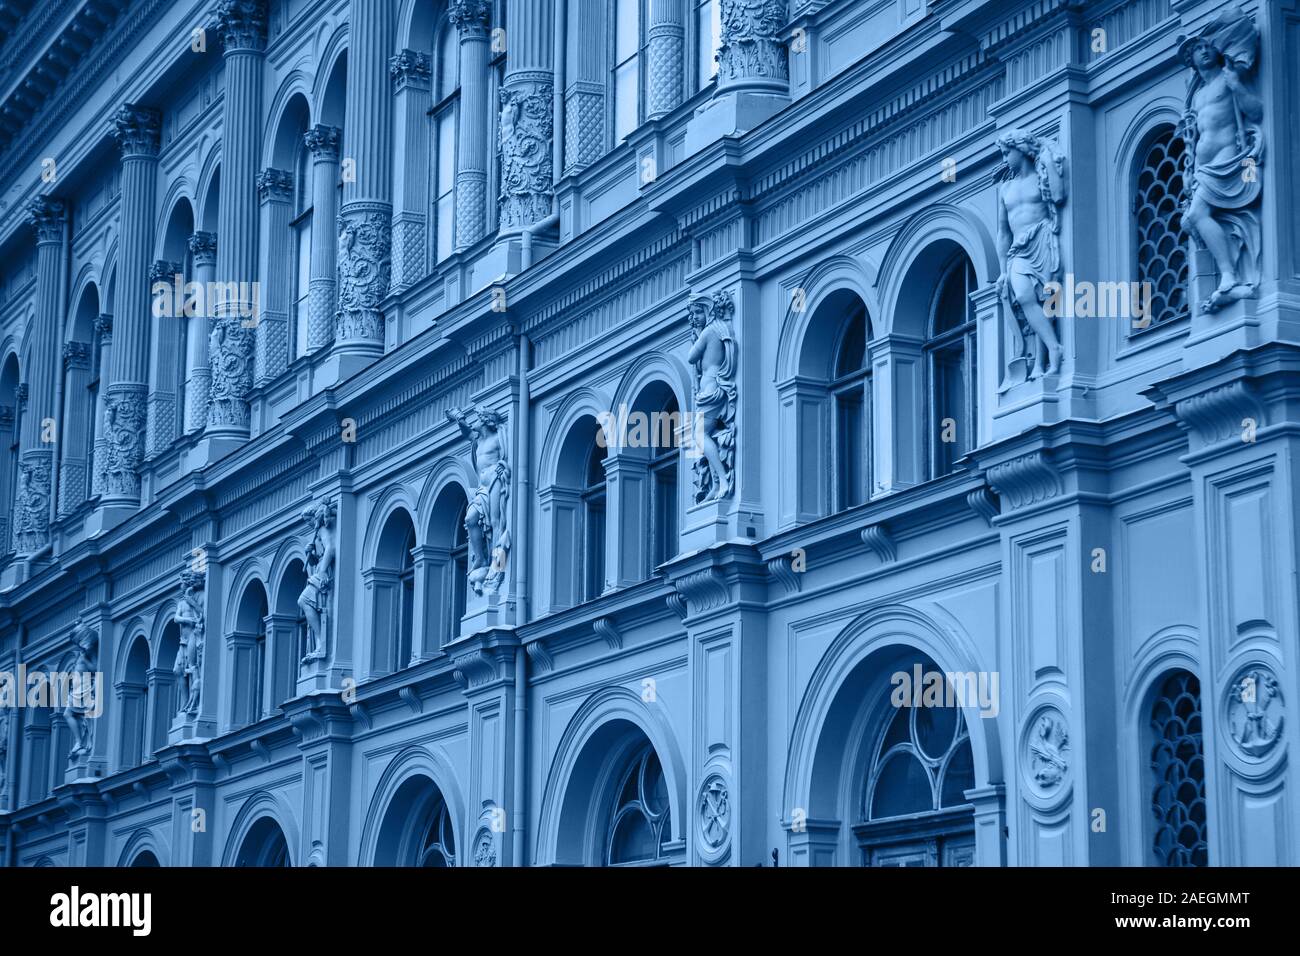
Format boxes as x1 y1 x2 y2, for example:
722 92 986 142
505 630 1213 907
25 196 65 244
448 0 491 35
112 104 162 158
215 0 269 53
390 50 432 91
304 124 343 160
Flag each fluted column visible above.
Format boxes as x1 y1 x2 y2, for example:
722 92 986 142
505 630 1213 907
304 127 340 351
100 103 159 507
337 0 396 354
563 0 606 174
390 52 431 283
207 0 266 437
145 258 182 456
255 170 293 380
185 233 216 432
12 197 65 554
499 0 555 234
449 2 490 249
646 0 685 119
89 314 112 498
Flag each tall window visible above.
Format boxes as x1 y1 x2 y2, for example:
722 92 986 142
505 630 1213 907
583 440 608 601
398 525 416 668
253 619 266 722
418 791 457 867
433 22 460 262
833 303 870 511
1133 126 1190 330
1150 671 1207 867
857 665 976 867
695 0 721 91
606 743 672 866
612 0 642 143
291 144 312 358
450 503 469 638
649 396 679 569
925 257 977 478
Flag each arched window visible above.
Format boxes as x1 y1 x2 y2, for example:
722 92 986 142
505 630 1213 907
235 817 291 867
1133 125 1190 331
925 256 977 478
583 439 608 601
832 302 870 511
856 660 976 866
694 0 721 91
1149 670 1207 867
418 792 457 867
398 524 416 668
368 509 417 675
117 635 150 769
606 743 672 866
232 581 269 728
611 0 643 143
432 19 460 262
292 140 313 358
0 353 20 554
450 502 469 632
649 394 679 569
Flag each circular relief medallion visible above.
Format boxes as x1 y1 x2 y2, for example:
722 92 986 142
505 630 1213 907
1025 707 1070 793
473 828 497 868
1226 665 1284 759
697 774 731 852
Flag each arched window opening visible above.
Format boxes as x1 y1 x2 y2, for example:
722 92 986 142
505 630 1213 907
450 502 469 633
235 817 291 868
583 439 608 601
606 743 672 866
1133 125 1190 331
611 0 643 143
925 257 977 479
0 353 21 554
418 792 457 867
832 301 870 511
398 525 416 669
369 509 417 675
649 394 679 569
117 636 151 769
232 581 269 728
1149 670 1207 867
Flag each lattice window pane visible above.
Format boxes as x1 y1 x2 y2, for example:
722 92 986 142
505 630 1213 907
1149 670 1208 866
1134 128 1190 330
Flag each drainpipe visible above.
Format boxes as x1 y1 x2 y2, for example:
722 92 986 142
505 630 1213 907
47 213 71 535
521 213 559 271
511 332 531 866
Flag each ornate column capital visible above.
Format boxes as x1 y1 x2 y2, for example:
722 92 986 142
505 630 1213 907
717 0 789 86
256 167 294 203
389 50 432 92
304 124 343 161
448 0 491 36
62 342 92 370
94 314 114 343
215 0 269 53
149 259 181 286
188 231 218 267
112 104 162 158
25 195 66 244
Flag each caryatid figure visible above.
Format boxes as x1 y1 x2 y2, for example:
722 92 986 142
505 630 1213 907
1178 5 1264 314
299 500 337 662
445 405 511 596
996 128 1067 382
63 619 99 760
686 291 738 503
173 570 206 718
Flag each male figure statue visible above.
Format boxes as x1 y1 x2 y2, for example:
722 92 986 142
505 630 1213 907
686 292 738 502
299 501 337 662
446 406 511 595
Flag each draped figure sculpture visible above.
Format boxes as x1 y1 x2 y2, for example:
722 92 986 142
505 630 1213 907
299 500 337 663
445 406 511 596
687 291 738 503
173 570 206 718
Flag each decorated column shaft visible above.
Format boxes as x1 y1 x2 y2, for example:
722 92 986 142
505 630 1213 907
304 128 341 350
146 258 183 455
450 2 491 249
563 0 606 174
716 0 788 94
499 0 555 234
101 104 159 506
185 233 216 431
12 197 66 554
336 0 396 352
57 341 94 516
646 0 686 119
89 314 113 498
255 170 293 381
207 0 266 435
390 52 431 283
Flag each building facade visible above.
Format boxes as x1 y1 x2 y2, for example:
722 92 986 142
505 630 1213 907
0 0 1296 867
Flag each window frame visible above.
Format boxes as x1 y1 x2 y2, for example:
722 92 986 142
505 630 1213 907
923 256 978 480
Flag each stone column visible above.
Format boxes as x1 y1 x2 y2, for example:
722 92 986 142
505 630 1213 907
646 0 685 120
336 0 396 355
89 314 112 499
206 0 266 438
499 0 555 234
145 258 182 456
57 341 93 516
12 196 65 555
303 127 341 352
185 233 216 432
389 52 431 284
563 0 606 174
255 169 293 381
450 2 491 249
686 0 789 152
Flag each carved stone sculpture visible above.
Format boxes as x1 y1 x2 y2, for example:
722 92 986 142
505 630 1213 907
498 84 554 231
718 0 789 84
1227 666 1284 758
1178 4 1263 314
335 211 392 344
445 405 511 596
207 315 255 429
11 456 51 554
63 619 99 760
174 570 206 718
299 500 337 663
687 291 738 503
1028 709 1069 790
996 128 1067 383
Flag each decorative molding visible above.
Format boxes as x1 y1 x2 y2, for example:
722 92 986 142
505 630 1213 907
1225 665 1284 760
25 195 65 243
215 0 269 53
473 827 497 867
498 81 554 231
397 686 423 715
670 567 730 616
256 168 294 203
717 0 788 85
697 772 731 861
592 617 622 651
524 639 554 674
985 451 1063 509
448 0 491 35
966 486 1001 526
1024 706 1070 794
389 50 432 91
112 103 161 158
304 124 342 160
665 591 687 620
1173 380 1266 447
766 554 801 594
860 524 896 563
452 648 499 689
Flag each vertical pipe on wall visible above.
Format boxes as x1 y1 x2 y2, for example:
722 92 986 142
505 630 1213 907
512 332 531 866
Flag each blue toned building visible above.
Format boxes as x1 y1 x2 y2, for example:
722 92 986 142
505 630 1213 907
0 0 1296 868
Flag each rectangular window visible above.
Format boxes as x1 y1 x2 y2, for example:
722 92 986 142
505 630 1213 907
652 465 677 567
435 106 457 262
292 215 312 358
835 387 866 510
613 0 641 143
697 0 721 90
585 498 606 601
